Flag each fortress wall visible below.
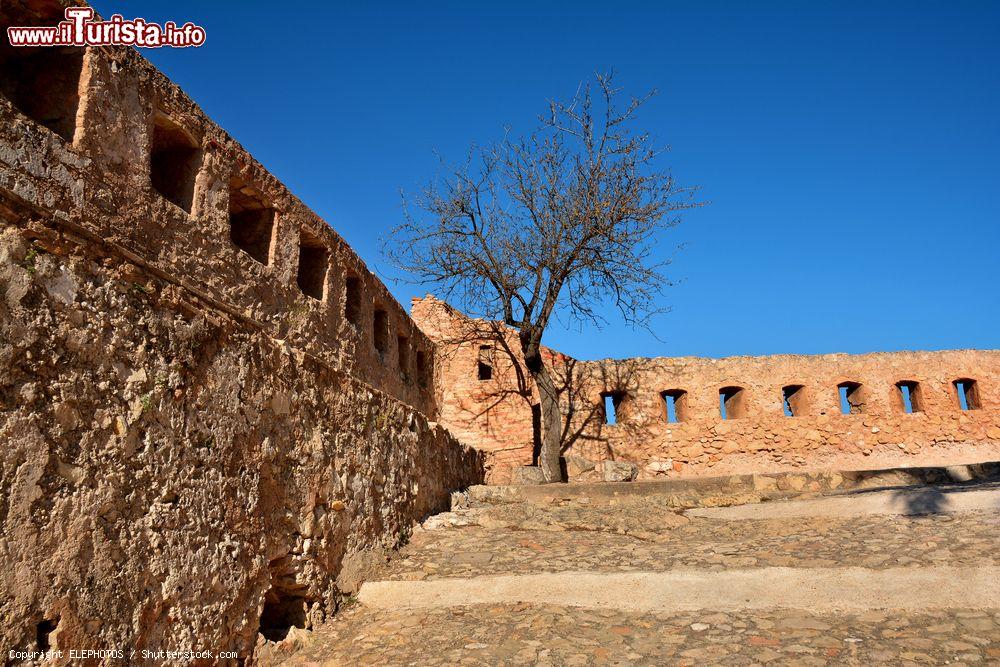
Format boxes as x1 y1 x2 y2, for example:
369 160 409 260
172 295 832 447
0 0 435 415
412 296 1000 483
0 226 482 656
0 0 484 658
573 351 1000 478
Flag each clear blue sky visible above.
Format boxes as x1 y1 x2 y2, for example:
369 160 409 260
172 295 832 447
93 1 1000 360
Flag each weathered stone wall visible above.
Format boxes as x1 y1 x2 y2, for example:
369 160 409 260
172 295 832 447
1 0 484 659
412 296 1000 484
1 0 434 415
0 227 482 657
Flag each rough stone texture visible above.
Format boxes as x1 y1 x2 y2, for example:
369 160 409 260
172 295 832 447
412 296 1000 483
462 463 1000 509
600 460 639 483
265 483 1000 665
0 1 483 658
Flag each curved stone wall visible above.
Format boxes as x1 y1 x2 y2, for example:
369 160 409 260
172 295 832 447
412 296 1000 483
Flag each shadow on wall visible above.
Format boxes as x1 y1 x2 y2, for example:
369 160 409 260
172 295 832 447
432 314 648 478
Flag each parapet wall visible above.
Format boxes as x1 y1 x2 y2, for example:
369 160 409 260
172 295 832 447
0 0 433 415
412 296 1000 483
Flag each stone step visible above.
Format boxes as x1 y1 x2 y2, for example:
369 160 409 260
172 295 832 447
456 460 1000 510
358 565 1000 614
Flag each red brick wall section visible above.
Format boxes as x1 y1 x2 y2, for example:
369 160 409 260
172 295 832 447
412 296 1000 483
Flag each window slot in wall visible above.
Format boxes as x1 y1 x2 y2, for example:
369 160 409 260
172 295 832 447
661 389 687 423
415 350 428 387
228 176 275 264
719 386 745 420
397 335 410 378
373 308 389 357
344 276 361 326
477 346 493 381
838 381 865 415
296 228 328 300
0 0 83 145
782 385 805 417
954 378 980 411
895 380 923 414
150 112 201 213
602 392 624 425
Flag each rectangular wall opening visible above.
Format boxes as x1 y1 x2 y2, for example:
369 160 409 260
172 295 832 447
296 228 328 300
397 335 410 378
477 346 493 381
0 0 83 144
228 176 274 265
782 384 806 417
838 381 865 415
661 389 687 423
602 392 624 425
719 386 745 420
150 112 201 213
344 276 361 326
895 380 923 414
954 378 981 411
416 350 428 388
373 308 389 357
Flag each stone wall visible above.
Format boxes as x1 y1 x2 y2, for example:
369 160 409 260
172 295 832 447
0 0 434 415
0 0 483 659
412 296 1000 484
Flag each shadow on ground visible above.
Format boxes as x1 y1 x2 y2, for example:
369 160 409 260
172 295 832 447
890 487 952 515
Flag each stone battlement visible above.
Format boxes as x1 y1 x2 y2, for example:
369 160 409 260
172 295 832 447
412 295 1000 483
0 0 433 416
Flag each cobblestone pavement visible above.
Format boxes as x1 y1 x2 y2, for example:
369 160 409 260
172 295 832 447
271 604 1000 666
386 504 1000 579
263 486 1000 666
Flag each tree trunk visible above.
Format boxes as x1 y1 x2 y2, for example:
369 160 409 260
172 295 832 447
529 361 563 483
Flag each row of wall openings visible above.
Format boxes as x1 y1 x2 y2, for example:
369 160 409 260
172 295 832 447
347 283 428 387
654 378 983 422
0 2 83 143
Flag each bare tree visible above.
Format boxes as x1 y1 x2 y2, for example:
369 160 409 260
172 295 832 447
387 72 700 482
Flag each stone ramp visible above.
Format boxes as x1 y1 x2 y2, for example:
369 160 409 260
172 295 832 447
263 481 1000 665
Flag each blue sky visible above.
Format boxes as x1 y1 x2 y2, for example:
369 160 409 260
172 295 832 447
93 1 999 360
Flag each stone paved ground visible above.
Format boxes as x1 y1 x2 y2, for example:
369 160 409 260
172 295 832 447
263 485 1000 666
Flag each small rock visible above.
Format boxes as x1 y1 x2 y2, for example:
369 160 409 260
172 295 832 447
564 455 596 476
601 461 638 482
511 466 547 485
